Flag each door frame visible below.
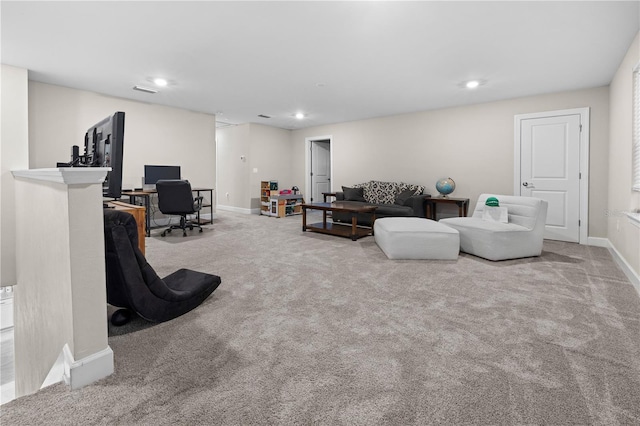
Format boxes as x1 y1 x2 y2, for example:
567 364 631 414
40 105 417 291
514 107 590 244
305 135 333 203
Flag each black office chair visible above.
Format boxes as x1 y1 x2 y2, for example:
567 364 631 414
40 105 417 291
103 209 221 326
156 179 204 237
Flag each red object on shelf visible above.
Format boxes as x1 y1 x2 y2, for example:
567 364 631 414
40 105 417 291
279 189 292 195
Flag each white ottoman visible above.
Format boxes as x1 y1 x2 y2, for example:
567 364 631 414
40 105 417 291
374 217 459 260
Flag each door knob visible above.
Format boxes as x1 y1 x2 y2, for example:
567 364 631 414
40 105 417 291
522 182 529 187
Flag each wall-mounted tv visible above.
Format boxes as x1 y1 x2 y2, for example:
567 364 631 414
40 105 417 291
59 112 125 199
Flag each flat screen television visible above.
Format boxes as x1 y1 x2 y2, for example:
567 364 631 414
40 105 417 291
144 165 181 186
86 112 125 199
59 112 125 199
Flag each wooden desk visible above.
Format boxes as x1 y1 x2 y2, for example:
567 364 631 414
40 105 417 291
424 197 470 220
106 201 146 255
122 187 213 237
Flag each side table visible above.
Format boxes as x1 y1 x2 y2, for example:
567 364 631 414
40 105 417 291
425 197 470 220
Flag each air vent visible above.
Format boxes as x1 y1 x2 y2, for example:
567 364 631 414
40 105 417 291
258 114 271 119
215 121 235 128
133 85 158 94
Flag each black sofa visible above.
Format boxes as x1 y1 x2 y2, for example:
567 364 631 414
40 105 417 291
330 180 430 226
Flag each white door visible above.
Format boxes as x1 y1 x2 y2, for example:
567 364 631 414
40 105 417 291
311 140 331 203
518 113 582 242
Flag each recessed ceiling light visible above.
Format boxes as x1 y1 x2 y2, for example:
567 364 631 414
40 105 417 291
153 78 168 87
466 80 480 89
295 112 305 119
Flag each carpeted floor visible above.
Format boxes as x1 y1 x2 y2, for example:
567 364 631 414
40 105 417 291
2 211 639 425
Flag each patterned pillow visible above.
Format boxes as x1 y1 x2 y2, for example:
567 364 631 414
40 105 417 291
368 181 399 204
348 181 424 204
398 182 425 196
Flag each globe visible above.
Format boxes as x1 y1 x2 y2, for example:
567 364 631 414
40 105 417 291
435 177 456 198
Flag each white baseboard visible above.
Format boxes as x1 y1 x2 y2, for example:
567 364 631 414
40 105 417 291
587 237 609 247
216 204 256 215
62 345 114 390
606 240 640 297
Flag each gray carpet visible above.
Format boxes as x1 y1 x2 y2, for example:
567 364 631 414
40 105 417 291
2 211 640 425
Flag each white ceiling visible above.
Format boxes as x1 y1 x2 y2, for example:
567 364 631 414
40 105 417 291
2 1 639 130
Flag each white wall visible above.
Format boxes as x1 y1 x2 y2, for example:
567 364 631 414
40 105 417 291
28 82 216 191
291 86 610 238
216 124 251 210
1 64 29 287
248 124 294 209
608 32 640 277
216 123 292 212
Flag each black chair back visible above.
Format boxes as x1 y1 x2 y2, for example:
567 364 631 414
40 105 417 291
156 179 196 215
103 209 221 324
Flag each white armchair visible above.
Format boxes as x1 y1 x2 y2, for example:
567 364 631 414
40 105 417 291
439 194 548 261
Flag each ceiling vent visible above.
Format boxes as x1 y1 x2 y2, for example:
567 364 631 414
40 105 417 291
258 114 271 119
215 121 235 128
133 85 158 94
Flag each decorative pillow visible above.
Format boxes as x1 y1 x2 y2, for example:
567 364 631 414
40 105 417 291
368 181 399 204
342 186 366 202
482 206 508 223
398 182 425 196
394 189 416 205
352 181 372 202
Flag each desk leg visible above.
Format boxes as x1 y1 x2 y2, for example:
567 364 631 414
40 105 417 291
196 189 201 225
302 207 307 231
208 189 213 223
144 196 151 236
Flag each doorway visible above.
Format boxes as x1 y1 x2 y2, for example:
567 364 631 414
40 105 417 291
514 108 590 243
305 136 332 203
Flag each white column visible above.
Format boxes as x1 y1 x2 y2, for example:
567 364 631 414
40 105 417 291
11 168 114 397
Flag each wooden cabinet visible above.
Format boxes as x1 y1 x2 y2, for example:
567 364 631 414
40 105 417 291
106 201 146 255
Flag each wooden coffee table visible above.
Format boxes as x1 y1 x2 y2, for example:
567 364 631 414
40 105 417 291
302 202 377 241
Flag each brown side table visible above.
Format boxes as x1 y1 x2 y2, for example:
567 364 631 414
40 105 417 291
322 192 337 202
425 197 470 220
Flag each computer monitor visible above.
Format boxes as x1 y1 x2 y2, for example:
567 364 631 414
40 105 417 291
144 165 181 188
58 111 125 199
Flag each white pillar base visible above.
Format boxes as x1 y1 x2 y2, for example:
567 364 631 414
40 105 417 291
63 344 114 390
